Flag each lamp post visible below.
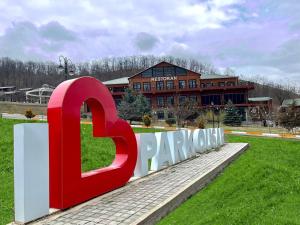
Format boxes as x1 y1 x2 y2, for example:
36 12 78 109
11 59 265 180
211 101 215 128
58 55 75 80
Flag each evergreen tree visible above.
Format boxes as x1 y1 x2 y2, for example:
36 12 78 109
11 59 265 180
223 100 242 126
118 89 151 123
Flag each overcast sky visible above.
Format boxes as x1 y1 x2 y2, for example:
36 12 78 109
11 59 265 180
0 0 299 84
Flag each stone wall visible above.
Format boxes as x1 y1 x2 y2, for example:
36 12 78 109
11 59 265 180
0 101 47 115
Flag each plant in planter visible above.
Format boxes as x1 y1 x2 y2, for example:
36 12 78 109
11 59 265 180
143 115 151 127
25 109 36 119
165 118 176 127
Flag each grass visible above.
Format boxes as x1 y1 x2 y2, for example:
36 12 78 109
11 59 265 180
0 118 163 225
158 135 300 225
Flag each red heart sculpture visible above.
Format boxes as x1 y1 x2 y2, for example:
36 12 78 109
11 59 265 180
48 76 137 209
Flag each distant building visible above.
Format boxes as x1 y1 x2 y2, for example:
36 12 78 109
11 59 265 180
103 61 262 120
281 98 300 108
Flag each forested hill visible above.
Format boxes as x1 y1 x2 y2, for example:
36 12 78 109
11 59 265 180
0 56 298 107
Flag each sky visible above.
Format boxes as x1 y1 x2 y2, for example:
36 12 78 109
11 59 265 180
0 0 299 85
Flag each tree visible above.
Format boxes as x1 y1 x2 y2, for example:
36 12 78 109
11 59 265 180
174 99 198 127
118 89 151 123
223 101 242 126
277 102 300 133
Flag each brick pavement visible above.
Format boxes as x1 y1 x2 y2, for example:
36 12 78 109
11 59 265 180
30 143 248 225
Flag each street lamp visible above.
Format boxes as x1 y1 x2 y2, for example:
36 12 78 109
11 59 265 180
211 101 215 128
58 55 75 80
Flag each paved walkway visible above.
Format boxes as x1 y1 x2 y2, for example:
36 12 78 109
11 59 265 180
30 143 248 225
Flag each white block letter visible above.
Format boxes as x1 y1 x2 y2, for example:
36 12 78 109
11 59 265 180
14 123 49 223
151 132 173 171
134 133 157 177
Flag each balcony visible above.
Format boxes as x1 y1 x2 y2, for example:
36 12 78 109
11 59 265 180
201 81 254 91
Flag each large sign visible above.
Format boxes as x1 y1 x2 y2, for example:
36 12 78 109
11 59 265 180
134 128 224 177
48 76 137 209
13 76 225 223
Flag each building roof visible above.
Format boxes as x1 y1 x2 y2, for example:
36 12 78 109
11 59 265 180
282 98 300 107
248 97 272 102
102 77 129 85
201 74 235 79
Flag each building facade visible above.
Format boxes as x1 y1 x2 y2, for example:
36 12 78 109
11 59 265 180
103 61 263 120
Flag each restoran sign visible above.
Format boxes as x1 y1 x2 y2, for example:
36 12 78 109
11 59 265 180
13 76 224 223
150 76 177 82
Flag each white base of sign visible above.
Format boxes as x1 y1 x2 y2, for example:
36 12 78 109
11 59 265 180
14 123 49 223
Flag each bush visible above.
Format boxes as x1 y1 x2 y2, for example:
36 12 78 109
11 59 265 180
165 118 176 127
25 109 35 119
143 115 151 127
196 115 207 129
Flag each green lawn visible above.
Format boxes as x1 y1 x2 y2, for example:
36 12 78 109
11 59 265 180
158 135 300 225
1 118 300 225
0 118 163 225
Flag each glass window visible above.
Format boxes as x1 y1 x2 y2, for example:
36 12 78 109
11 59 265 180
201 95 221 106
157 111 165 120
153 67 164 77
142 69 153 77
227 81 235 86
189 80 197 88
166 80 174 89
145 97 151 106
224 93 245 104
133 82 141 91
201 83 206 88
164 67 175 76
157 96 164 107
219 82 225 87
179 80 186 89
175 67 187 75
156 81 164 90
190 95 197 102
167 96 174 106
179 95 186 104
143 82 151 91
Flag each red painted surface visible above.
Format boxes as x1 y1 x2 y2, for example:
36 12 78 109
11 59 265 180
48 76 137 209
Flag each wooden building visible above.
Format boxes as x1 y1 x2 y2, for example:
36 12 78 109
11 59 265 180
103 61 265 120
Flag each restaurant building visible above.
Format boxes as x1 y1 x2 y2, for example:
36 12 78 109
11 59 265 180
103 61 266 120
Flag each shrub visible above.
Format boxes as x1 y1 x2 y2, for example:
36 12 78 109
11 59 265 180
25 109 35 119
165 118 176 127
143 115 151 127
196 115 207 129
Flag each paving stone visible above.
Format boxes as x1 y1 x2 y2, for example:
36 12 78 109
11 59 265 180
31 143 247 225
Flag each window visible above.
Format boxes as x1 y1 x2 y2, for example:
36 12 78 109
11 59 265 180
133 82 141 91
201 83 206 88
143 82 151 91
164 67 175 76
179 80 186 89
179 95 186 104
190 95 197 102
114 98 122 106
145 97 151 106
189 80 197 88
142 69 153 77
153 67 164 77
175 67 187 75
157 96 164 107
168 111 174 118
219 82 225 87
167 96 174 106
156 81 164 90
206 83 212 87
166 80 174 89
157 111 165 120
224 93 245 104
201 95 221 106
227 81 235 86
